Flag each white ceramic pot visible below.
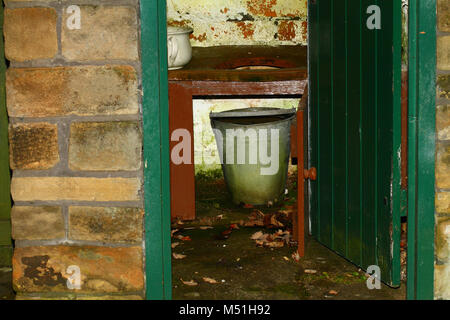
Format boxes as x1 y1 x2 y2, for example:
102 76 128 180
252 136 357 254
167 26 193 70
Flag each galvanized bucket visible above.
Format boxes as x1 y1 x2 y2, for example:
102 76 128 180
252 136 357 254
210 107 296 206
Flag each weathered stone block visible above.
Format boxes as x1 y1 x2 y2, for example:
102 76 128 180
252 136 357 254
436 192 450 214
11 206 64 241
436 143 450 189
9 123 59 170
4 8 57 62
69 207 143 243
13 246 144 293
436 217 450 263
69 122 142 171
437 106 450 141
437 36 450 71
11 177 141 202
437 75 450 100
435 264 450 300
438 0 450 32
62 6 138 61
6 66 139 118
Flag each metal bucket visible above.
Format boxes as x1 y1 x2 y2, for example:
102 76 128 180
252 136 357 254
210 107 296 205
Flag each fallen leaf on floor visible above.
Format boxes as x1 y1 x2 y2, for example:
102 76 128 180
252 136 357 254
171 229 179 237
291 252 300 262
251 231 264 240
269 214 284 228
216 214 224 220
304 269 317 274
329 290 338 295
283 256 290 261
202 277 219 284
264 241 284 248
176 235 192 241
181 279 198 286
172 253 187 260
171 242 180 249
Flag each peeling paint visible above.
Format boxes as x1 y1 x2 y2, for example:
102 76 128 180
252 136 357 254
277 20 296 41
167 0 307 46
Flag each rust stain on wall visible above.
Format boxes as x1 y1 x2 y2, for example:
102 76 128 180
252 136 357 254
190 32 207 42
247 0 277 17
236 21 255 39
277 21 296 41
301 21 308 41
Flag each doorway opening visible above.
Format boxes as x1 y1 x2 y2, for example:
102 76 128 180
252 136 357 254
166 0 408 300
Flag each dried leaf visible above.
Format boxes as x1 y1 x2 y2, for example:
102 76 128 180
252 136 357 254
176 235 192 241
265 241 284 248
329 290 338 295
172 253 187 260
171 242 181 249
304 269 317 274
171 229 179 237
283 256 290 261
251 231 264 240
202 277 219 284
180 279 198 286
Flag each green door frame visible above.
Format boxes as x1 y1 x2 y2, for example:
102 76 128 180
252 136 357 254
0 4 12 268
140 0 172 300
406 0 436 300
140 0 438 300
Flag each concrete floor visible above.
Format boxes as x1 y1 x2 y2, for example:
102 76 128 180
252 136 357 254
171 171 406 300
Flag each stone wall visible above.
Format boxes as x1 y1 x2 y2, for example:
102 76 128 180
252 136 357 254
435 0 450 300
4 0 144 300
167 0 308 47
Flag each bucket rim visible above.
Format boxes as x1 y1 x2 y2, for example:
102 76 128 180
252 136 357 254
209 107 296 119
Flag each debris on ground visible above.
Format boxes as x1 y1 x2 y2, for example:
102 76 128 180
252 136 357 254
250 229 291 248
174 235 192 241
215 224 240 240
304 269 317 274
173 253 187 260
172 242 181 249
202 277 219 284
329 290 338 295
291 251 301 262
240 209 293 230
180 279 198 286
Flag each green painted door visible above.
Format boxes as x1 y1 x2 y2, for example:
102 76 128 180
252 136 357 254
0 5 12 267
308 0 402 286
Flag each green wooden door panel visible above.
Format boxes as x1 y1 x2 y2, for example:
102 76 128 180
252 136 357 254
0 4 11 242
309 0 402 286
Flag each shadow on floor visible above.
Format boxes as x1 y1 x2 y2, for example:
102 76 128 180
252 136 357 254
171 170 406 300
